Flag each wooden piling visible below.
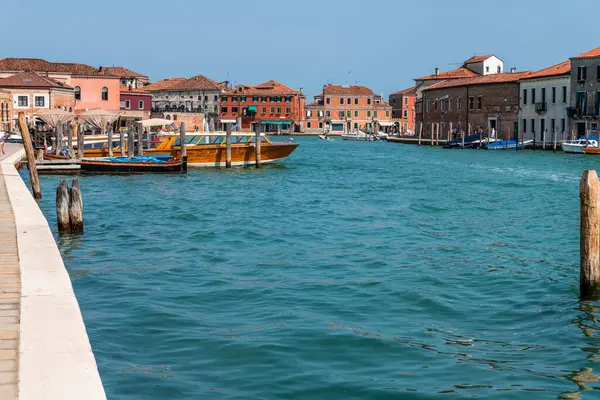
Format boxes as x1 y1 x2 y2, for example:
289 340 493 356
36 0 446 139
521 128 525 151
78 123 85 159
461 128 465 148
127 125 135 158
17 113 41 199
542 130 546 151
435 123 439 146
580 170 600 297
56 180 70 233
418 123 422 146
56 123 63 155
107 123 114 157
255 123 261 168
430 123 434 147
505 125 509 150
69 179 83 233
136 122 144 156
180 122 187 159
67 122 73 157
449 122 453 142
553 129 557 152
225 123 232 168
36 149 44 162
120 128 126 157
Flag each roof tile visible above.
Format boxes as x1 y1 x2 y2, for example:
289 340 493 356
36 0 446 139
0 71 72 89
323 85 374 95
391 86 417 96
424 71 532 91
415 67 479 81
522 60 570 80
572 46 600 59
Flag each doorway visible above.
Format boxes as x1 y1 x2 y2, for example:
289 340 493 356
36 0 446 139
488 118 497 138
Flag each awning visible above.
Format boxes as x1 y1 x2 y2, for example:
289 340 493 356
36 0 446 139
221 119 237 124
331 120 344 124
248 106 257 112
260 120 291 125
140 118 173 127
376 120 396 127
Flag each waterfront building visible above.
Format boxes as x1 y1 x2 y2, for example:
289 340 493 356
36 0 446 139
389 86 416 134
98 66 149 88
0 58 121 112
0 71 75 130
0 89 11 131
519 61 571 144
569 46 600 137
305 84 393 133
220 80 306 133
414 55 504 136
146 74 225 125
421 71 531 140
119 85 153 125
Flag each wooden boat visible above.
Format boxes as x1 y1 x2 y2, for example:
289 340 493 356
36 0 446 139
80 156 186 174
74 131 298 167
583 147 600 155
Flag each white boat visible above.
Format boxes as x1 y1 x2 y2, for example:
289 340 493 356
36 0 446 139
342 130 382 141
562 139 599 154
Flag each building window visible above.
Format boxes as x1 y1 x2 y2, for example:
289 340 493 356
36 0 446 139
285 96 291 102
468 97 474 110
102 87 108 101
597 65 600 81
552 87 556 103
523 89 527 105
326 111 330 117
307 122 311 128
319 122 323 129
578 66 587 82
121 79 127 85
345 110 350 118
386 110 390 117
347 98 351 105
222 96 228 102
531 88 536 103
138 100 144 110
448 98 452 112
367 111 371 117
340 98 344 105
253 96 259 102
262 107 266 113
403 110 408 118
34 96 45 107
354 110 358 117
326 97 330 105
561 118 566 132
232 106 238 113
531 119 535 133
214 95 218 101
18 96 28 107
433 100 437 111
354 98 358 105
232 96 238 102
241 96 246 102
541 88 546 103
286 107 291 114
354 123 358 129
404 97 408 105
562 86 567 103
522 119 527 133
367 98 371 105
221 106 228 113
374 110 378 118
497 66 501 73
270 107 275 113
74 86 81 100
125 100 131 109
477 96 483 110
551 118 556 133
261 97 267 102
457 97 461 111
486 66 490 73
338 111 345 119
277 107 281 114
307 110 312 117
576 91 588 111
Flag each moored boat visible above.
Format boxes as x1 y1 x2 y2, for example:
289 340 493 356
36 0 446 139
483 140 533 150
81 156 186 174
562 137 599 154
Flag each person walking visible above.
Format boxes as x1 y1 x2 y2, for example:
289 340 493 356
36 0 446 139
0 131 8 157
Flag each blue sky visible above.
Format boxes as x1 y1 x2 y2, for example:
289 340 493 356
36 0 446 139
4 0 600 99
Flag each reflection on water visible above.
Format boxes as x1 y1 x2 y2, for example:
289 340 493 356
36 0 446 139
29 138 600 398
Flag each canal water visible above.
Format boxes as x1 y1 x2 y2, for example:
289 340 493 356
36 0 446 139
33 137 600 399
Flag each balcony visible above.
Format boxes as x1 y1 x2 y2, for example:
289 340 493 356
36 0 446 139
568 106 600 118
535 102 547 113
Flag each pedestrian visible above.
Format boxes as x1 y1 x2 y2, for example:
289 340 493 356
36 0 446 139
0 131 8 156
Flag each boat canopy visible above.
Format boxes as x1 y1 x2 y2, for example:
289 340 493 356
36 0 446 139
140 118 173 127
376 121 395 127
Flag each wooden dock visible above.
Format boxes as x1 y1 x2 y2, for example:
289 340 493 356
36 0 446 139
386 136 448 146
36 159 80 174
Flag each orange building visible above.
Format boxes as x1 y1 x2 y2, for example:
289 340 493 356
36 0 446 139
305 84 393 133
389 86 416 134
0 71 75 130
220 80 306 133
0 58 121 112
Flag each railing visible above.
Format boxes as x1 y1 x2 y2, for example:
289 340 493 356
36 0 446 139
535 102 547 113
569 106 600 118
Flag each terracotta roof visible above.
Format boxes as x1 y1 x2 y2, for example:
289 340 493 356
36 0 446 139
0 71 72 89
119 86 151 95
391 86 417 96
100 66 148 79
572 46 600 59
161 74 221 92
374 102 392 108
424 71 532 91
323 85 374 95
464 54 495 64
521 60 571 80
0 57 110 77
415 67 480 81
225 80 298 96
144 78 186 91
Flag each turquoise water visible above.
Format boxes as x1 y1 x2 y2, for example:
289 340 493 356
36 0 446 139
32 138 600 399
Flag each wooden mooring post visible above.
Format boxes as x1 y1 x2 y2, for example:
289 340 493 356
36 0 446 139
580 170 600 297
56 123 63 155
67 122 74 157
56 179 84 234
448 122 453 142
553 129 557 152
17 112 41 199
180 122 187 159
136 122 144 156
225 122 232 168
255 123 261 168
505 125 509 150
107 123 114 157
78 123 85 159
127 125 135 158
418 123 422 146
120 128 126 157
430 123 434 147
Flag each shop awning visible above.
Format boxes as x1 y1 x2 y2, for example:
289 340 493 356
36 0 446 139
377 120 396 127
260 120 291 125
248 106 257 112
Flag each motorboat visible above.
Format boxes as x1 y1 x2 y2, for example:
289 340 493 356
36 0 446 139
484 139 533 150
81 155 186 174
318 134 331 140
562 137 599 154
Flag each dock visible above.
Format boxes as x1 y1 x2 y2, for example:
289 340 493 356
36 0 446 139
386 136 448 146
0 144 105 399
36 159 80 174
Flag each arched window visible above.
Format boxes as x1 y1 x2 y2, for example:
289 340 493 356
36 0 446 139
74 86 81 100
101 87 108 101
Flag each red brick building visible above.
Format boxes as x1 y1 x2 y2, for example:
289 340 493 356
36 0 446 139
389 86 416 134
220 80 305 133
421 71 532 140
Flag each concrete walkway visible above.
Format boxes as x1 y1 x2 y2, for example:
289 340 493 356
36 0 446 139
0 143 106 399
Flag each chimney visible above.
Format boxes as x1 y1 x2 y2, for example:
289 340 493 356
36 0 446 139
510 67 517 73
98 66 103 72
299 87 304 95
434 67 440 76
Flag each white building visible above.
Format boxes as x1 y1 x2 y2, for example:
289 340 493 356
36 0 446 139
518 60 571 144
463 55 504 75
